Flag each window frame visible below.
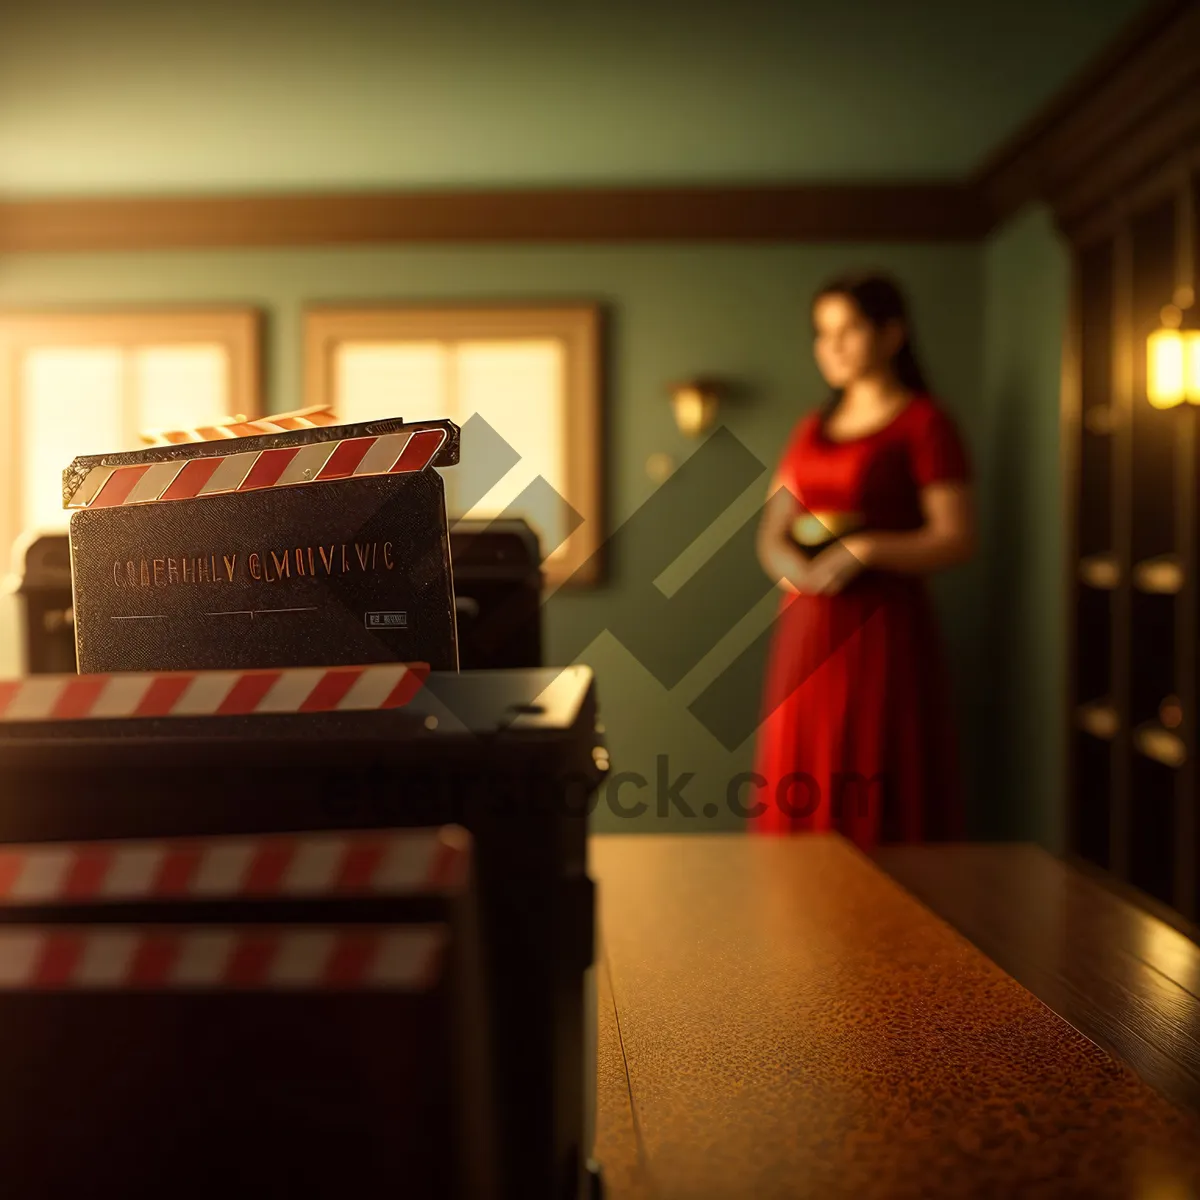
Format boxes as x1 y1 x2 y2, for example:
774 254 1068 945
0 308 262 565
303 303 604 587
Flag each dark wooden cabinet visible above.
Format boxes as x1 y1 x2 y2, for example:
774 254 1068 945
1066 162 1200 924
970 0 1200 930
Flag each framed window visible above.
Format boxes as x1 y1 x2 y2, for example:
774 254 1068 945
0 309 261 570
304 305 603 587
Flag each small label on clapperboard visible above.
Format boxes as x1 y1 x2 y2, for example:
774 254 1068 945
366 611 408 629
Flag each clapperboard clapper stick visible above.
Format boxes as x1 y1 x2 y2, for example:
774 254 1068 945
64 416 462 674
0 662 429 723
0 826 497 1200
0 664 605 1200
138 405 340 446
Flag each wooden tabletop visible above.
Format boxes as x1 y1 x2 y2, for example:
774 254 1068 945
874 842 1200 1119
589 833 1200 1200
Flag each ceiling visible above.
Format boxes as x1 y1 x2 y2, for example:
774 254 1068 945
0 0 1150 196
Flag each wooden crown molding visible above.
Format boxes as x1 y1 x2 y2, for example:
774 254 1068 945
0 184 989 251
0 2 1195 251
972 0 1200 238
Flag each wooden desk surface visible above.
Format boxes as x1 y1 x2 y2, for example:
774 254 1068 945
590 833 1200 1200
874 842 1200 1119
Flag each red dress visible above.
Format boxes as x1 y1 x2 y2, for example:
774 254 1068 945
752 394 970 848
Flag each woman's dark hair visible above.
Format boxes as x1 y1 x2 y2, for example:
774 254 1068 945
812 272 930 419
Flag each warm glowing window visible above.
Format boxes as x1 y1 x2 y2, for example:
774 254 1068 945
305 307 602 586
0 311 260 569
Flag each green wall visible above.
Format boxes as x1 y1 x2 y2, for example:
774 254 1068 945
0 0 1145 193
0 242 983 832
979 204 1071 848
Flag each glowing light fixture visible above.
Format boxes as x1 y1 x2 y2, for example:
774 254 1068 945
1147 292 1200 409
670 379 721 437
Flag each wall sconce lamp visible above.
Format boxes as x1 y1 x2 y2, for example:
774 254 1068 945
670 379 722 437
1147 292 1200 409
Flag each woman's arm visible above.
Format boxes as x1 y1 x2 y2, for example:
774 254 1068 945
756 482 812 593
845 482 976 574
802 482 975 595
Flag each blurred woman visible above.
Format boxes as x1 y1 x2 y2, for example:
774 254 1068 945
753 273 976 847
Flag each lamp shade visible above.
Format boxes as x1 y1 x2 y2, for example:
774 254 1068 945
670 383 720 437
1188 330 1200 404
1148 327 1186 409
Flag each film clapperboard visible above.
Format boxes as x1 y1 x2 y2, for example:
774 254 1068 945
0 663 604 1200
0 411 605 1200
0 823 498 1200
63 413 461 674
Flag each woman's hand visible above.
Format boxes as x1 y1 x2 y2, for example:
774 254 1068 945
801 534 874 595
757 481 816 595
778 563 807 594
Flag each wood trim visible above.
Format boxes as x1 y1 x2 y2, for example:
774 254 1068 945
1063 254 1084 854
1174 175 1197 921
1066 151 1200 246
303 304 604 587
973 0 1200 234
1064 847 1200 948
1175 407 1196 914
3 350 18 581
1053 108 1200 237
562 307 604 588
973 0 1195 203
0 185 987 250
1189 171 1200 921
1110 216 1135 884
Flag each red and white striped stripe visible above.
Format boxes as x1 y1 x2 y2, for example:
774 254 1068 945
0 925 445 991
0 662 427 724
140 407 340 447
67 424 449 510
0 828 469 905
